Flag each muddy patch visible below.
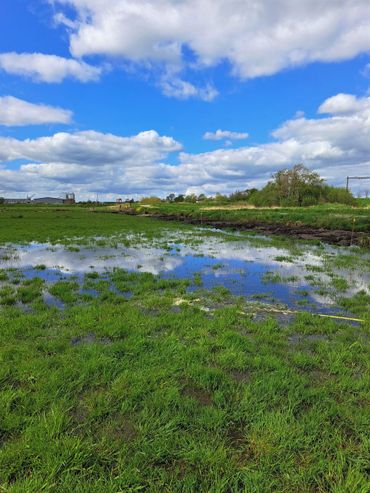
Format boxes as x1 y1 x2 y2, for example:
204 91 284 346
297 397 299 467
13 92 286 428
102 417 138 443
288 333 329 345
181 384 213 406
229 369 251 383
71 332 113 346
227 422 246 447
135 213 370 247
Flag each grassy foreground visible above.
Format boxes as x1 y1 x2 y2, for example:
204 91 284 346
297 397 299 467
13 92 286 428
0 206 369 492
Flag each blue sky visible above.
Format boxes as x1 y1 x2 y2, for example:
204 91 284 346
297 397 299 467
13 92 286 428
1 0 370 200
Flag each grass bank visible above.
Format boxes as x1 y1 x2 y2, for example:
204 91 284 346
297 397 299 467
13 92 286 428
116 202 370 247
134 202 370 232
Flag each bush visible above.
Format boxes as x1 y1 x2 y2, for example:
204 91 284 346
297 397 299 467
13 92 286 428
248 165 355 207
140 196 162 204
323 186 356 205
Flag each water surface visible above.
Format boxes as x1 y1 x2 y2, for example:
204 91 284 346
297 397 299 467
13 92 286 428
1 228 368 315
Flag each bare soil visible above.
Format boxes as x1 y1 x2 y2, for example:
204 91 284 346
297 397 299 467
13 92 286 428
116 210 369 246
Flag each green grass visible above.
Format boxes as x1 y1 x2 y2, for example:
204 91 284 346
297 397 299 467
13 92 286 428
356 198 370 208
131 201 370 233
0 205 191 244
0 206 369 492
0 275 369 492
49 280 80 304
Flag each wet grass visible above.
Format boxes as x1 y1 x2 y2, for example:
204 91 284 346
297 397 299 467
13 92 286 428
0 205 369 491
0 205 191 244
0 273 369 492
127 202 370 232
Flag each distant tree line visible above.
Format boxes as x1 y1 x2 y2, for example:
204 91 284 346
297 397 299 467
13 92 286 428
2 165 354 208
140 165 355 207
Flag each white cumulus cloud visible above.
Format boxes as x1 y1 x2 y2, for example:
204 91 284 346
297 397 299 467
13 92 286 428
203 129 249 141
53 0 370 80
0 52 101 83
0 130 182 165
0 96 73 126
318 93 368 115
1 92 370 198
160 77 218 101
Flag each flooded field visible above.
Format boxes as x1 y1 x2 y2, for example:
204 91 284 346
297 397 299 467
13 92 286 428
1 227 368 316
0 207 369 492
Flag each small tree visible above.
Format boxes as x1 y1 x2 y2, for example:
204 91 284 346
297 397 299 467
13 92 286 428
184 194 197 203
229 189 258 202
248 164 355 207
214 192 227 203
174 194 185 202
166 193 176 202
272 164 323 206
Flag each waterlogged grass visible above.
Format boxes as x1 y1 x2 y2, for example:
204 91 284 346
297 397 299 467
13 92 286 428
49 280 80 304
0 205 192 244
0 277 44 306
0 271 369 492
0 206 369 491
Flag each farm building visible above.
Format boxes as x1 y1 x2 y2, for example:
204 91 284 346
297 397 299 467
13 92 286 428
2 198 32 204
32 197 64 205
1 193 76 205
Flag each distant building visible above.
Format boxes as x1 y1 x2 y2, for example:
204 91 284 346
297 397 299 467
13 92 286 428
64 192 76 205
32 197 64 204
2 192 76 205
3 198 32 204
116 198 135 204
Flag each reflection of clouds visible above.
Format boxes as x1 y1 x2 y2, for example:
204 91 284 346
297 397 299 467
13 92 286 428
201 266 245 277
309 292 336 306
1 244 183 276
1 236 368 303
181 239 370 298
182 240 279 261
335 269 370 295
181 240 323 271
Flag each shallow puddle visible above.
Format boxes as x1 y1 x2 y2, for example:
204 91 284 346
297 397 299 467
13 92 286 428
0 228 368 315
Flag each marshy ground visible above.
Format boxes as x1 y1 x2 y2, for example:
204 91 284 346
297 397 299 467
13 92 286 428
0 206 369 492
118 202 370 247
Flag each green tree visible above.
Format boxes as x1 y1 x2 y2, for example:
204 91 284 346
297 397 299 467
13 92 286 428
214 192 227 203
229 189 258 202
174 194 185 202
248 164 355 207
184 194 197 203
272 164 323 206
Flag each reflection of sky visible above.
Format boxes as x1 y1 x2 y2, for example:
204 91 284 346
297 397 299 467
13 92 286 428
0 243 182 275
0 235 368 314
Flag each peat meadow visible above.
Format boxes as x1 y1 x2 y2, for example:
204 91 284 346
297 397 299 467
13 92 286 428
0 204 369 492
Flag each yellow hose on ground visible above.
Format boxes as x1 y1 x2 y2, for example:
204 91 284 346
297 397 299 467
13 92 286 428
173 299 365 323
